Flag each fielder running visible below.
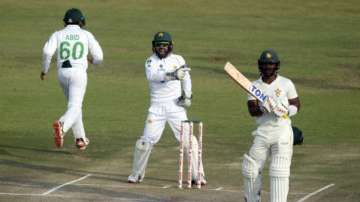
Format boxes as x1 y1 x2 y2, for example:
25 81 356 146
41 8 103 150
128 32 206 185
242 49 300 202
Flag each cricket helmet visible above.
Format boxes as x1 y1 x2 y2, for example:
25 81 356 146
152 31 172 46
63 8 86 27
152 31 173 58
258 48 281 77
258 48 280 67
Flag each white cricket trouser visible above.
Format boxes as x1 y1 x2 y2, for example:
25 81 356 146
248 125 293 202
136 100 205 181
57 68 87 139
140 101 188 144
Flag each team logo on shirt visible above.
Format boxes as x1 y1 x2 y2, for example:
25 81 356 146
147 119 153 124
172 65 177 69
275 88 281 97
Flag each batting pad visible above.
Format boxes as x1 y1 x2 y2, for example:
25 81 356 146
130 139 153 181
242 154 261 202
270 154 291 202
270 177 289 202
269 154 290 178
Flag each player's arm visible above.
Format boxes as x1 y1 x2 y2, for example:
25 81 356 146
247 100 264 117
87 32 103 65
41 32 57 80
177 66 192 107
181 70 192 98
145 61 190 83
165 64 190 81
287 80 300 117
164 55 191 82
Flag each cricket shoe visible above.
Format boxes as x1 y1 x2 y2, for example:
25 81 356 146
76 137 89 150
53 121 64 148
192 177 207 186
128 174 143 183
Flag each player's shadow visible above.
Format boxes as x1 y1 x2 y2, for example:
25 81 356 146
0 158 128 179
60 185 166 201
0 158 176 185
0 168 164 201
0 143 179 185
0 144 72 155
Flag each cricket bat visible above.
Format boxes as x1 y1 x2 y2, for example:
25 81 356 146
224 62 267 103
224 62 289 119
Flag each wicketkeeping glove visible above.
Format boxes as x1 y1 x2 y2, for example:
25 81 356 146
165 65 191 81
177 95 192 108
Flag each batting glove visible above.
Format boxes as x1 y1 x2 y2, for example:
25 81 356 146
260 96 276 113
273 102 289 118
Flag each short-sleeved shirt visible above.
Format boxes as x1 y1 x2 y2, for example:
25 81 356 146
247 75 298 133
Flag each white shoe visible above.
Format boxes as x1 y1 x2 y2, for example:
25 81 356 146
76 138 89 150
200 178 207 186
192 176 207 186
128 174 143 183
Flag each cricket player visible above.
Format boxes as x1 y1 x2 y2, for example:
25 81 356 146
128 32 206 185
242 49 300 202
40 8 103 150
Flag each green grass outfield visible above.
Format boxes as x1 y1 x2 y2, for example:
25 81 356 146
0 0 359 201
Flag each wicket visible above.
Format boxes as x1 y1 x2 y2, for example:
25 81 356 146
178 120 203 189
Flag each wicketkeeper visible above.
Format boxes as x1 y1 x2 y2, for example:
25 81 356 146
41 8 103 150
242 49 301 202
127 32 206 185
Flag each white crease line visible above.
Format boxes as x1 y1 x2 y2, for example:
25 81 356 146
0 192 158 201
77 183 242 193
0 193 42 196
162 185 171 189
41 174 92 196
75 183 305 195
296 183 335 202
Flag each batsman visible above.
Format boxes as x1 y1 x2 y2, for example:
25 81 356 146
127 32 206 185
242 49 300 202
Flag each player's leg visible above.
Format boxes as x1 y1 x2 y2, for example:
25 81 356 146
54 70 87 148
242 135 269 202
128 138 154 183
53 70 71 148
168 111 206 185
269 126 293 202
59 68 87 133
128 109 166 183
59 71 87 133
